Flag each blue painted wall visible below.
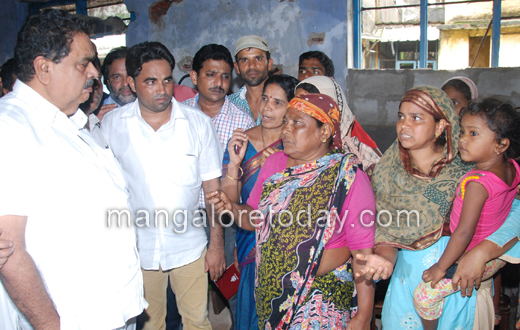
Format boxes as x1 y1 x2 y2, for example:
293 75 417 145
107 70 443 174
0 1 28 64
124 0 349 90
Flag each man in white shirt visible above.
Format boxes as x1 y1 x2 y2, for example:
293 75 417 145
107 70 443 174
79 52 110 149
0 9 146 330
102 41 225 330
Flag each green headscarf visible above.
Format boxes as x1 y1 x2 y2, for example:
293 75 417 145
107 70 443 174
372 86 473 250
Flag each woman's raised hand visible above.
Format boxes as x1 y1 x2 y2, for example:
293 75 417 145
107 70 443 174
227 129 248 166
259 147 280 167
205 190 233 214
354 253 395 281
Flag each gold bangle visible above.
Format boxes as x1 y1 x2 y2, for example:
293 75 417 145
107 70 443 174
226 167 243 181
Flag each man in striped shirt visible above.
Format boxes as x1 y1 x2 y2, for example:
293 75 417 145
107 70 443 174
183 43 255 163
183 44 254 327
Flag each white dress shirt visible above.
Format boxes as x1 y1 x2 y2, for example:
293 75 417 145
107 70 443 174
0 80 146 330
101 98 223 270
86 113 110 149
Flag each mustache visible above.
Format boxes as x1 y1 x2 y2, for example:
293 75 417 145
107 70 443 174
210 86 224 93
83 79 95 89
246 69 261 75
153 94 170 100
117 86 131 93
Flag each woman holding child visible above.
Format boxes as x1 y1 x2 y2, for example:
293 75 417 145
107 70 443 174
357 85 520 329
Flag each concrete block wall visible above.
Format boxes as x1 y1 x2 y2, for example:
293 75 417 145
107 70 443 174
347 67 520 152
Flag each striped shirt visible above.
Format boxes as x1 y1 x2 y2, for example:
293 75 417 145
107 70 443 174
183 94 255 207
228 85 262 125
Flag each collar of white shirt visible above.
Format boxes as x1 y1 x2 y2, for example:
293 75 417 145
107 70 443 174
119 97 189 130
13 80 87 131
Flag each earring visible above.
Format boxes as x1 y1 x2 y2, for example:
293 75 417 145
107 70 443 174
434 133 439 139
497 151 501 156
322 139 327 143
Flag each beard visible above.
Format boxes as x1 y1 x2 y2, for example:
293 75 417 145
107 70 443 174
241 69 268 87
110 86 136 106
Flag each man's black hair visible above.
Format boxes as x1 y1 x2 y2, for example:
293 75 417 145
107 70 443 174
192 44 233 75
126 42 175 79
101 46 129 87
1 58 18 91
298 51 335 78
15 9 90 83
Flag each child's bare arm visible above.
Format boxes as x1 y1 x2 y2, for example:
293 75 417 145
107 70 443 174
423 181 488 287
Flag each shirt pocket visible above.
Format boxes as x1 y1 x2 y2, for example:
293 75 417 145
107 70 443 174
168 153 199 188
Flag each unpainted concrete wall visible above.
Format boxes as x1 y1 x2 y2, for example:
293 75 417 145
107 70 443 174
445 0 520 24
123 0 349 91
347 67 520 152
438 27 520 70
0 2 27 65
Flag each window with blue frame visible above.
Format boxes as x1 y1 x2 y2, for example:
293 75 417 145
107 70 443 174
373 40 438 69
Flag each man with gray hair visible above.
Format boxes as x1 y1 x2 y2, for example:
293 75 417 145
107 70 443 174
0 9 145 330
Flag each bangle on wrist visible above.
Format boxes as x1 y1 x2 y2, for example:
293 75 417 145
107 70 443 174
226 167 243 181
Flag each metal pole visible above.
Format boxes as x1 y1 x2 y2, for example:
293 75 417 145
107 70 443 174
471 20 492 68
491 0 501 67
75 0 88 15
353 0 362 68
419 0 428 68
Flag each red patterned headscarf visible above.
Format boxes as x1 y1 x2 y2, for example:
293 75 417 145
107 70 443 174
288 93 342 149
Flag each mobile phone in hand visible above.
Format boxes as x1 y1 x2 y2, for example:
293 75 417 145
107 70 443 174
234 144 241 155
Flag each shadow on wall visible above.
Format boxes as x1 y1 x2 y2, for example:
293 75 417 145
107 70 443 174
346 67 520 153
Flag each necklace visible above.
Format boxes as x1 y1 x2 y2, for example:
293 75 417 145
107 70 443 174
261 125 267 150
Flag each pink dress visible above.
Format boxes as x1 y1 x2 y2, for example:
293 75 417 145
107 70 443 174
414 160 520 320
246 151 375 251
450 159 520 250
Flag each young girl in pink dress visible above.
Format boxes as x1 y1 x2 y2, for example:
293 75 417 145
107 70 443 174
413 97 520 330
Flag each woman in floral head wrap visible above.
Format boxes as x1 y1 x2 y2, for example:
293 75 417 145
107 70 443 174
207 93 376 329
295 76 381 176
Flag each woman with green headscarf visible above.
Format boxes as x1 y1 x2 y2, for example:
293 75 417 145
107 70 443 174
354 86 520 329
